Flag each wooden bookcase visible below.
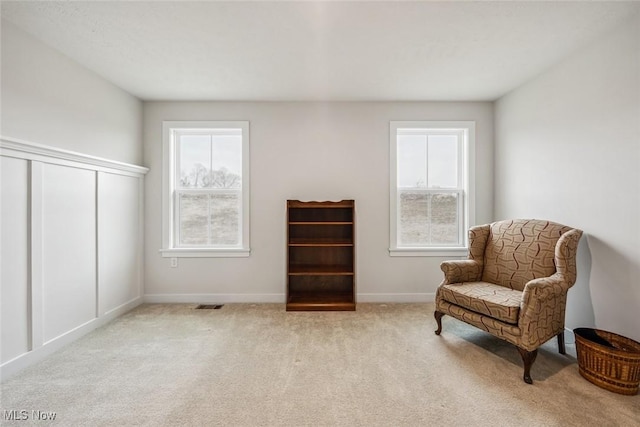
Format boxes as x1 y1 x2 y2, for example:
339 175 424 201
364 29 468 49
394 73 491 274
286 200 355 311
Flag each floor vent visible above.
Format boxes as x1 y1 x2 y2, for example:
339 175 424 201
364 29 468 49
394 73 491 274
195 304 224 310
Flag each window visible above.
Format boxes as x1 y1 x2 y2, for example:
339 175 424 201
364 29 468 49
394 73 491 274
389 121 474 256
161 121 250 257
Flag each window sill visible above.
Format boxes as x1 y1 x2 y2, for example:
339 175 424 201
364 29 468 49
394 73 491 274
389 248 468 257
160 248 250 258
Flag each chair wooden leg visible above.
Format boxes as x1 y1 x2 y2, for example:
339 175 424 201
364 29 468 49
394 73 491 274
557 332 566 355
516 347 538 384
434 311 444 335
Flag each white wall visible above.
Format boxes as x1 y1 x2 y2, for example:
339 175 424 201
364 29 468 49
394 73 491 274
144 101 493 302
495 14 640 341
0 20 143 165
0 22 146 380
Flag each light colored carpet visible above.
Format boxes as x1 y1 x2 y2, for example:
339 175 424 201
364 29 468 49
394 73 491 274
1 303 638 426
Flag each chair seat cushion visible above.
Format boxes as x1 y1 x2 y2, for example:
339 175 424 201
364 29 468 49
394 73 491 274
439 282 522 324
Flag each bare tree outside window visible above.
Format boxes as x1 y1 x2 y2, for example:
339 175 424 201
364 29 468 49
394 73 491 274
180 165 241 189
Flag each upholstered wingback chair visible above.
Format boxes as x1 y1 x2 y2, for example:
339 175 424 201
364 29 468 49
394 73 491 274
434 219 583 384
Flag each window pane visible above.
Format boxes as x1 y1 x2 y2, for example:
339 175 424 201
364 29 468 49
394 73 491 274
428 135 458 188
430 193 459 244
179 134 211 188
399 191 429 245
399 191 459 245
210 193 240 245
210 135 242 189
397 135 427 188
179 194 209 245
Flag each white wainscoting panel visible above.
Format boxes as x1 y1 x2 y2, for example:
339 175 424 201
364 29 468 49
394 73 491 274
98 172 142 315
0 157 30 364
41 163 97 343
0 136 148 380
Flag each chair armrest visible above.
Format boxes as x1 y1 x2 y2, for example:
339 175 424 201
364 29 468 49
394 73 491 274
440 260 483 284
521 274 568 305
518 274 569 350
438 224 488 284
555 228 583 286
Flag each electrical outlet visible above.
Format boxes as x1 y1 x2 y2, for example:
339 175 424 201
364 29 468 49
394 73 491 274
170 257 178 268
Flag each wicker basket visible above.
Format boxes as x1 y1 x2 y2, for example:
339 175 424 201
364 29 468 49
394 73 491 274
574 328 640 395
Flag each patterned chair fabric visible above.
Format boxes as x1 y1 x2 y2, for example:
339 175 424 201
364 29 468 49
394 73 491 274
439 282 521 324
434 219 583 383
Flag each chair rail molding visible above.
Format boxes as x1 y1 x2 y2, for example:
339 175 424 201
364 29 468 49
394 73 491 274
0 136 149 177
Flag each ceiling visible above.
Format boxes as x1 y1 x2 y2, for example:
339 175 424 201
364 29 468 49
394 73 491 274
2 1 638 101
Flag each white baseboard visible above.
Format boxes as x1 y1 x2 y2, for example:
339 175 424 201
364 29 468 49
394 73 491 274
144 293 435 304
143 293 286 304
564 327 576 344
563 327 577 358
357 293 435 303
1 297 142 382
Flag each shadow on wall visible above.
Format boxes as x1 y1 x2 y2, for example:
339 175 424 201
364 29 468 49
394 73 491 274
566 237 595 332
580 234 640 342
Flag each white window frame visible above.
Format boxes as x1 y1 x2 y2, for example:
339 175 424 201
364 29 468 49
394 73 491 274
161 121 250 258
389 121 475 257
